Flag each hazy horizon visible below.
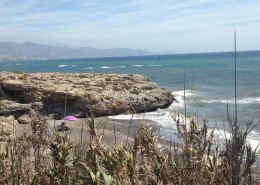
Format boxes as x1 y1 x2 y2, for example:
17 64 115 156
1 1 260 54
1 41 260 57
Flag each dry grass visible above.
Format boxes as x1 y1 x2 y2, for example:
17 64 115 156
0 112 259 185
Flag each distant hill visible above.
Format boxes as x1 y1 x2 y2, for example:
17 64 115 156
0 42 151 60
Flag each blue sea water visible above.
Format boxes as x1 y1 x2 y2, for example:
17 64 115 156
1 51 260 145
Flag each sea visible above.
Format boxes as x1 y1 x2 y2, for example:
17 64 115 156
1 51 260 152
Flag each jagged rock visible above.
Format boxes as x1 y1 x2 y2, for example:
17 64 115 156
0 72 175 118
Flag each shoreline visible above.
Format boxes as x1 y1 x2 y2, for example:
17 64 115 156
8 113 260 175
14 116 162 149
12 111 260 153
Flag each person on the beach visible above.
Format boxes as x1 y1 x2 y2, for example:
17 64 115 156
57 121 70 132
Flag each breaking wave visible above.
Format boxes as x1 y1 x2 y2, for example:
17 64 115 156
101 66 126 69
131 65 144 67
201 97 260 104
58 64 68 67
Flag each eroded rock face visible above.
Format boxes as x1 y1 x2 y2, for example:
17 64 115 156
0 100 31 114
0 72 175 118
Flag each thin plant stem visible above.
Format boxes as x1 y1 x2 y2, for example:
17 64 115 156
169 137 173 158
123 88 137 144
102 89 116 135
12 117 15 136
126 113 134 144
64 85 68 118
196 65 199 121
80 121 83 152
113 121 117 145
234 30 237 124
184 66 187 125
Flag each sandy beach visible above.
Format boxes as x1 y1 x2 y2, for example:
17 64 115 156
14 116 162 148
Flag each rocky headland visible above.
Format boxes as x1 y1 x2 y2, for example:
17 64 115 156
0 72 175 124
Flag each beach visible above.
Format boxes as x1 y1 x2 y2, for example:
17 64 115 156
14 116 162 149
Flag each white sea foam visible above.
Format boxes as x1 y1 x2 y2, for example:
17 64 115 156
108 98 185 134
101 65 126 69
172 90 196 108
109 89 260 157
201 99 226 104
131 65 144 67
101 66 113 69
201 97 260 104
173 90 195 98
84 67 94 69
109 110 260 153
58 64 68 67
238 97 260 104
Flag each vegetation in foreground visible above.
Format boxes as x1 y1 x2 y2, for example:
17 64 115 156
0 111 259 185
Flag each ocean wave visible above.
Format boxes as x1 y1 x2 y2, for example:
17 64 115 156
109 106 183 131
201 97 260 104
101 65 126 69
131 65 144 67
108 107 260 153
238 97 260 104
58 65 68 67
83 67 94 69
171 90 196 108
200 99 227 104
71 65 77 67
101 66 113 69
108 111 182 142
172 90 196 97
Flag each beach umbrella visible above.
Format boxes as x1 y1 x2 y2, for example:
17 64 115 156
63 115 77 121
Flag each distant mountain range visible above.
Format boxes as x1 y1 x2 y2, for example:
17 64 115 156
0 42 151 60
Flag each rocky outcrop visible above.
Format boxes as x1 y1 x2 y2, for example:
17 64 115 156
0 72 175 119
0 100 31 114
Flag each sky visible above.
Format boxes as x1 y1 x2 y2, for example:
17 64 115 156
1 0 260 53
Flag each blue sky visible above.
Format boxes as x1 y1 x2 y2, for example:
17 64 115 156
1 0 260 53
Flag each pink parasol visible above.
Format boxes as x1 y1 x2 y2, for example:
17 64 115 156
63 115 77 121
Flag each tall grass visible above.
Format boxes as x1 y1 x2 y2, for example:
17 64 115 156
0 111 259 184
